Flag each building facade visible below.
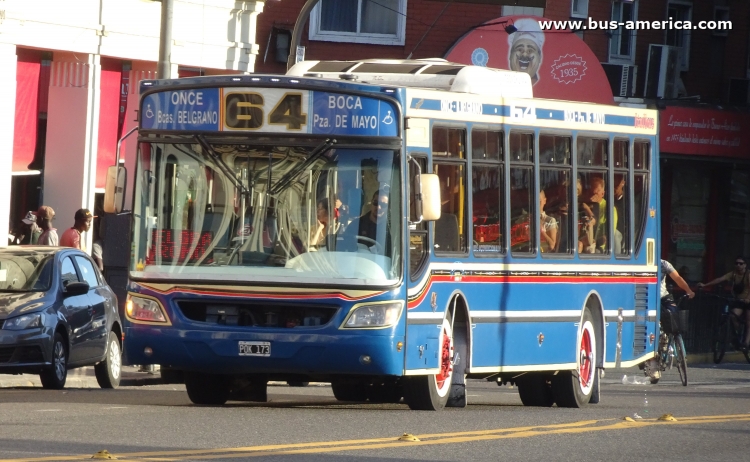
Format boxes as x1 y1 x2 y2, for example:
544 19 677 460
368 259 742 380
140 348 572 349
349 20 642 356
1 0 266 250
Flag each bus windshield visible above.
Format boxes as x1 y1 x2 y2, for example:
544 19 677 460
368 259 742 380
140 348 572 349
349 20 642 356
131 141 402 286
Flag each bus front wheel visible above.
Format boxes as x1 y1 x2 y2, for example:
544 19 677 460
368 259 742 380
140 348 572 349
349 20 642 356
552 310 597 408
404 319 454 410
185 372 230 405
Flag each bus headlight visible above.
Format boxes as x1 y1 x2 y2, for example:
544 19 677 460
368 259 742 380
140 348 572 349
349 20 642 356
342 302 403 328
126 294 168 323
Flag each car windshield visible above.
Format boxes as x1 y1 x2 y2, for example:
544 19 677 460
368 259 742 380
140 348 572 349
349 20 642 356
131 141 402 286
0 250 54 292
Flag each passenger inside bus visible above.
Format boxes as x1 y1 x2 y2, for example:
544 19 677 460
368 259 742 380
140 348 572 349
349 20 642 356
577 177 596 254
539 189 557 252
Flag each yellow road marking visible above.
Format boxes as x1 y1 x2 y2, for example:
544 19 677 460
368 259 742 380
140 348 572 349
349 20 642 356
3 414 749 462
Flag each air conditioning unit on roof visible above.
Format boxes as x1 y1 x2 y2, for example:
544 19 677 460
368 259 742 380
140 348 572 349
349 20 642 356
601 63 637 97
644 44 680 99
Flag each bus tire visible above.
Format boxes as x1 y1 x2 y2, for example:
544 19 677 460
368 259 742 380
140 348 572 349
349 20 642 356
552 310 597 408
404 318 454 411
184 372 230 405
517 374 555 407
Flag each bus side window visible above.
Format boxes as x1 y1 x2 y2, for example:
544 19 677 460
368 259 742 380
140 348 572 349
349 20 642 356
433 127 467 254
472 129 504 255
633 141 650 255
539 134 571 254
510 132 534 255
409 154 429 280
613 139 630 257
577 137 609 255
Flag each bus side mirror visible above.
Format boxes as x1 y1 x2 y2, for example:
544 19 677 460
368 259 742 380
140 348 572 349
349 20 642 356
103 165 127 213
420 173 441 221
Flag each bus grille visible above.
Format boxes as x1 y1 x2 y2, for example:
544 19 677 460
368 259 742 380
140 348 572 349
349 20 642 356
633 284 649 356
177 301 339 328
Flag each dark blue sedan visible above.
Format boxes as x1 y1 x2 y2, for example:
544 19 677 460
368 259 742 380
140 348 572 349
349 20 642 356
0 247 122 388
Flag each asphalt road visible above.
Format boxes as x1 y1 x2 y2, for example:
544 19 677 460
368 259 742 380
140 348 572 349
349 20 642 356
1 362 749 462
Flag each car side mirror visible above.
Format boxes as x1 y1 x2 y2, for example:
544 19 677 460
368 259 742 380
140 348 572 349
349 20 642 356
64 281 90 297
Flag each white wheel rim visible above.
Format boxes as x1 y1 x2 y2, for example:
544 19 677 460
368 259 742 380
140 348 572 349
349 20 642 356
53 341 66 381
109 338 121 380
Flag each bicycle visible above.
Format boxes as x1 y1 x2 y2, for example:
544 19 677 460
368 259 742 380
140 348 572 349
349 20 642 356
644 295 688 386
708 293 750 365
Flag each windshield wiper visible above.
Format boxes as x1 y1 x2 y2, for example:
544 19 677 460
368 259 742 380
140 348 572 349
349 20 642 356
194 135 252 197
269 138 337 196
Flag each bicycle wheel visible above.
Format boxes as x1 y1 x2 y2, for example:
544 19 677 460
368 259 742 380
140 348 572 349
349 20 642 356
674 334 688 386
712 317 730 364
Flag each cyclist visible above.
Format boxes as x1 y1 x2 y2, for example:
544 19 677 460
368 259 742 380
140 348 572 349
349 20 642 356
698 255 750 352
646 260 695 379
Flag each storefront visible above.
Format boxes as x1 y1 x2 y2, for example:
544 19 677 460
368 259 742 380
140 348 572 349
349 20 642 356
659 106 750 283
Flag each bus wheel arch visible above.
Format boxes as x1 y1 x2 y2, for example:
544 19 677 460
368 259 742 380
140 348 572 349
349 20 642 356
552 295 602 408
404 292 467 410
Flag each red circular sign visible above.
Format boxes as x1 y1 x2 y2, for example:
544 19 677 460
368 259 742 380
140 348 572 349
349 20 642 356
445 16 614 105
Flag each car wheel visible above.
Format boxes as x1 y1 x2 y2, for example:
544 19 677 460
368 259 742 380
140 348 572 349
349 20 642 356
40 332 68 390
95 331 122 388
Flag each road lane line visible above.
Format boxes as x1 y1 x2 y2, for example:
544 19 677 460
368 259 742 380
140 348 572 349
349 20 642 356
3 414 749 462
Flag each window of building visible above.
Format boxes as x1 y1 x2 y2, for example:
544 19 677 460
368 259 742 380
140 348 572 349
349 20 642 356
472 129 504 255
539 134 572 255
510 132 535 255
433 127 467 254
501 6 545 16
310 0 407 46
609 0 638 63
666 1 692 71
571 0 589 18
577 136 609 256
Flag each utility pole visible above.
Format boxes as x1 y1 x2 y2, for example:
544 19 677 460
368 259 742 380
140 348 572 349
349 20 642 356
157 0 174 79
286 0 320 71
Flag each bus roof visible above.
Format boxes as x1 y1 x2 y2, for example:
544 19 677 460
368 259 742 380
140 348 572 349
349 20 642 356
287 59 533 98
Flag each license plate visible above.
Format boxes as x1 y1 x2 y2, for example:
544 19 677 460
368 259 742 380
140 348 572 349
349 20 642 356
239 341 270 357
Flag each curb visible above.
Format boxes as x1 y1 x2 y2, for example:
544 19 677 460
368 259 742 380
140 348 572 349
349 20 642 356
0 367 162 389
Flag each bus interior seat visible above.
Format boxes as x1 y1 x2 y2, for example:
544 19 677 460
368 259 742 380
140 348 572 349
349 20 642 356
435 213 459 252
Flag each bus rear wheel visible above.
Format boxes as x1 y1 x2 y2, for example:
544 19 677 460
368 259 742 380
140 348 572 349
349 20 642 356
185 372 230 405
404 319 454 411
552 311 597 408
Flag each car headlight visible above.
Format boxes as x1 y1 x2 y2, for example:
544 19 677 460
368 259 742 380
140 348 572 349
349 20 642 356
3 313 42 330
343 302 403 328
126 294 168 323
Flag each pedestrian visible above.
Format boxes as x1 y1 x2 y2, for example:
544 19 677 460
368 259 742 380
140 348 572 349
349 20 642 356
36 206 59 246
20 211 42 245
60 208 93 250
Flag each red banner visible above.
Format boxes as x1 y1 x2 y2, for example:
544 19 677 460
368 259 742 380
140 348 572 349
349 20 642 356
660 106 750 158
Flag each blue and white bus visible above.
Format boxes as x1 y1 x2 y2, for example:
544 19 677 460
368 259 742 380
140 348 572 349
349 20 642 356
113 59 659 409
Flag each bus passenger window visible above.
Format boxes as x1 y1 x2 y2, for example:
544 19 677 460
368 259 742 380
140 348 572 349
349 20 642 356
433 127 467 253
472 130 503 255
613 139 629 257
633 141 650 255
539 134 571 254
577 136 609 255
510 132 534 255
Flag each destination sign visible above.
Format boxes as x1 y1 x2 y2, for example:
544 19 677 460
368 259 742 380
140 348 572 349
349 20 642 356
141 89 221 131
140 87 398 137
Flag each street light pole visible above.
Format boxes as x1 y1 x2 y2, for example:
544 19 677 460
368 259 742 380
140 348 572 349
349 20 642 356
157 0 174 79
286 0 320 71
